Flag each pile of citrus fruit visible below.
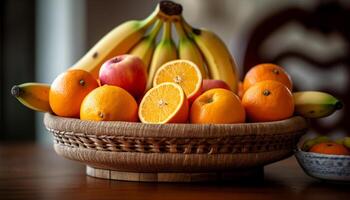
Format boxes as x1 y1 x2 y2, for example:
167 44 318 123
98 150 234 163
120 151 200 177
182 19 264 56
12 53 343 125
44 58 283 124
17 56 335 125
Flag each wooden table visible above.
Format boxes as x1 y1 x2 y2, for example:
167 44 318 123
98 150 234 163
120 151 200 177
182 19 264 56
0 143 349 200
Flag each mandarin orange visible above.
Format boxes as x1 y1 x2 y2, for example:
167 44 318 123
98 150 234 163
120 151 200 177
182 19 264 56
243 63 292 92
49 69 99 117
242 80 294 122
310 142 350 155
80 85 138 121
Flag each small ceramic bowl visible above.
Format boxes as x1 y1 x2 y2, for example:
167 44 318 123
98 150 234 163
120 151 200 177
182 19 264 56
295 149 350 182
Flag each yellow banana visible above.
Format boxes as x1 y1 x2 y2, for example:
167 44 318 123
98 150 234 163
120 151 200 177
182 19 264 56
302 136 331 151
70 5 160 79
344 137 350 148
174 20 207 78
129 19 163 71
293 91 343 118
182 18 239 93
11 83 51 112
147 20 177 89
335 137 350 148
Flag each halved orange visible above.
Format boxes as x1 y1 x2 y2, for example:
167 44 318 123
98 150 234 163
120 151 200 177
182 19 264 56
153 60 202 102
138 82 189 124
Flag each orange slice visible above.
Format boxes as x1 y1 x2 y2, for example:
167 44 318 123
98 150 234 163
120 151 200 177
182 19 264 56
138 82 189 124
153 60 202 102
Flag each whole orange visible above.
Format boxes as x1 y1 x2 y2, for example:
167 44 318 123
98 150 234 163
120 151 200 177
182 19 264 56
49 69 99 118
80 85 138 121
190 88 245 124
310 142 350 155
242 80 294 122
243 63 292 92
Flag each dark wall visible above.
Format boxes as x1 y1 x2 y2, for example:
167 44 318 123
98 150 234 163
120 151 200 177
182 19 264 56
0 0 36 141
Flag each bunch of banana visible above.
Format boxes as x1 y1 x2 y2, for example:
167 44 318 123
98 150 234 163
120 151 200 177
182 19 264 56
129 19 163 71
174 20 207 79
68 1 184 79
293 91 343 118
181 17 239 93
146 20 177 89
131 5 238 91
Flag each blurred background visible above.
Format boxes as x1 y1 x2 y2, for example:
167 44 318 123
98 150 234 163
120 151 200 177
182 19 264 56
1 0 349 144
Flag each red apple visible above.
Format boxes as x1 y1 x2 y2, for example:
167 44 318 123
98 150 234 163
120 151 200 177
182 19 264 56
99 55 147 98
202 79 230 93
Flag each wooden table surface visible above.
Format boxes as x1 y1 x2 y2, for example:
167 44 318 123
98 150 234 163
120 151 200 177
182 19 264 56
0 143 349 200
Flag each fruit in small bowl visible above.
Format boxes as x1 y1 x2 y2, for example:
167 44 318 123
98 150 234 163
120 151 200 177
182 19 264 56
295 136 350 182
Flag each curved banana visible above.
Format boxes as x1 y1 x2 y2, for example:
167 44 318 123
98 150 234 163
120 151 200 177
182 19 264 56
182 18 239 93
11 83 51 112
129 19 163 71
146 20 177 89
293 91 343 118
70 5 160 79
174 20 207 78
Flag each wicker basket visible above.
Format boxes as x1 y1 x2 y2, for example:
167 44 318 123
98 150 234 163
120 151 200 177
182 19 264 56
44 113 307 182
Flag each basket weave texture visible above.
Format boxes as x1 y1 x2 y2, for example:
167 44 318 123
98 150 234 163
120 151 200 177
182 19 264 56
44 113 307 172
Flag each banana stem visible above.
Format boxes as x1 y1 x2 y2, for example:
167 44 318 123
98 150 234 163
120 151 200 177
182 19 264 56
141 1 183 27
180 16 192 34
174 20 187 39
140 4 160 27
180 16 202 37
162 21 172 40
148 19 163 41
158 1 182 20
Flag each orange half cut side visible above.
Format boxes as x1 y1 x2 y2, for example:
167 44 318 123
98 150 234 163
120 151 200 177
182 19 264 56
138 82 189 124
153 59 202 102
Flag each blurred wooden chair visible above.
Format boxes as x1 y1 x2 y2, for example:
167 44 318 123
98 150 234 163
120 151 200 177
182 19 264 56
242 1 350 135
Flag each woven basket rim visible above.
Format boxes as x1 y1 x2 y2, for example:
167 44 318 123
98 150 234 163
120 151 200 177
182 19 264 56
44 113 307 138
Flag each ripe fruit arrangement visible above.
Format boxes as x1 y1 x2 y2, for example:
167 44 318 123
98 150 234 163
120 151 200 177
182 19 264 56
11 1 343 125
